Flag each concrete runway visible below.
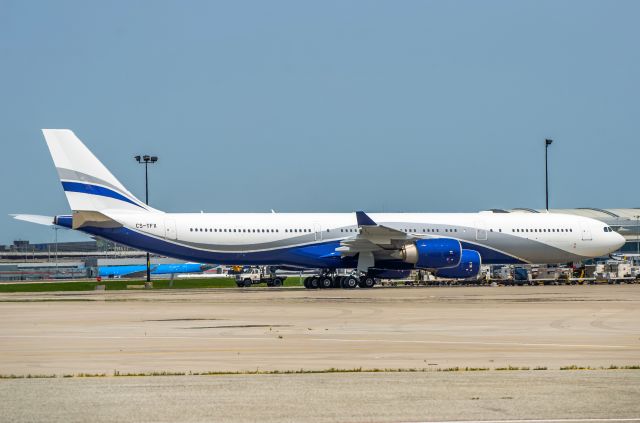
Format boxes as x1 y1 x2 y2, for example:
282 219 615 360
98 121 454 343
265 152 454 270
1 371 639 422
1 285 639 374
1 285 639 422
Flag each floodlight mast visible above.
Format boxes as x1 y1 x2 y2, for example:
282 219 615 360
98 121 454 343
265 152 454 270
134 154 158 282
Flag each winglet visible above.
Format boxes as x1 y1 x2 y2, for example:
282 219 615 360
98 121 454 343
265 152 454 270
355 211 377 226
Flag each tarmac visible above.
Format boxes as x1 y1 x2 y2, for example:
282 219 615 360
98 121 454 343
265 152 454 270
1 371 639 423
0 285 639 422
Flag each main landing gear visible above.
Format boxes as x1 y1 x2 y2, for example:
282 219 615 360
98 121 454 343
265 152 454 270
303 271 377 290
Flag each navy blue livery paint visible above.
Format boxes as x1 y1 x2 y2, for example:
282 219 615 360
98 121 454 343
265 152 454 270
355 211 377 226
414 238 462 268
459 241 526 264
53 215 524 269
61 182 145 209
436 249 481 279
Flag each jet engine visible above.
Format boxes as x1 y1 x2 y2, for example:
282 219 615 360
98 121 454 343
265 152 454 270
396 238 462 269
436 249 481 279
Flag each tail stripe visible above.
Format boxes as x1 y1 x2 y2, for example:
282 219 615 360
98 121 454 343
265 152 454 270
56 167 129 197
61 181 147 209
43 129 158 213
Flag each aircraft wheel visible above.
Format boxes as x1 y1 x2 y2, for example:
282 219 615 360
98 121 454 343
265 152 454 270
303 277 311 289
359 276 375 289
342 276 358 289
319 277 332 289
309 277 319 289
330 277 340 288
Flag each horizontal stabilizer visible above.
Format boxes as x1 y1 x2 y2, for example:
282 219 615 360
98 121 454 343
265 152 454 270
11 214 55 226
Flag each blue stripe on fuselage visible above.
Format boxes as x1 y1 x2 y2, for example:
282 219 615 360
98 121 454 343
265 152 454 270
82 225 355 268
61 181 145 209
63 217 525 268
459 241 526 264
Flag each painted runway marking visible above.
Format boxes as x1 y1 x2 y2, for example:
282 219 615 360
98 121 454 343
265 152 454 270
310 338 632 349
0 335 633 349
402 419 640 423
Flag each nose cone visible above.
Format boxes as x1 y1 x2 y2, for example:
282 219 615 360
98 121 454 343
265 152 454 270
612 232 626 252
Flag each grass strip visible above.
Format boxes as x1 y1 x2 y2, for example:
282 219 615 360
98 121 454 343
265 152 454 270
0 277 304 293
1 364 639 379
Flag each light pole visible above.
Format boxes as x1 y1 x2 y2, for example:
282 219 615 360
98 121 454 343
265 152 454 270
135 154 158 282
635 215 640 257
545 139 553 211
53 226 59 279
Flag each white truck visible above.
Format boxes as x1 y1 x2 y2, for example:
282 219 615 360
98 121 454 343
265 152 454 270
235 267 286 287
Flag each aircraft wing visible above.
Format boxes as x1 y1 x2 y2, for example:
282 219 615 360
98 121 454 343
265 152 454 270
337 211 417 271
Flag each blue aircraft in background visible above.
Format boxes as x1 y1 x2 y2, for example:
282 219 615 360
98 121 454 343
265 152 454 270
99 263 211 278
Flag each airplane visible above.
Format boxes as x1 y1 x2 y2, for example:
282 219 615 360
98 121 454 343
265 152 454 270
27 129 625 289
98 263 211 278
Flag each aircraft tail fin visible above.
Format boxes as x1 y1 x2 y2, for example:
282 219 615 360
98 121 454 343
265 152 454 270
42 129 154 213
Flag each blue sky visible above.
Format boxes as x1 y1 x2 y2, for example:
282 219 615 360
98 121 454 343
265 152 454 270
1 0 638 244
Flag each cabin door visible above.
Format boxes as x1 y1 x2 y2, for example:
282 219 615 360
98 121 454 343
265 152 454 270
581 225 592 241
475 221 488 241
314 223 322 241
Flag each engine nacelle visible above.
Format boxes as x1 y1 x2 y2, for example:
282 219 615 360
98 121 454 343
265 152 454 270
398 238 462 269
436 249 481 279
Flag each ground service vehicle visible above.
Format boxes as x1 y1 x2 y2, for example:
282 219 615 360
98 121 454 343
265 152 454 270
235 267 286 287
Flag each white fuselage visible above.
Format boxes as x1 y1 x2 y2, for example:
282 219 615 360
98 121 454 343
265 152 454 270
102 211 625 267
